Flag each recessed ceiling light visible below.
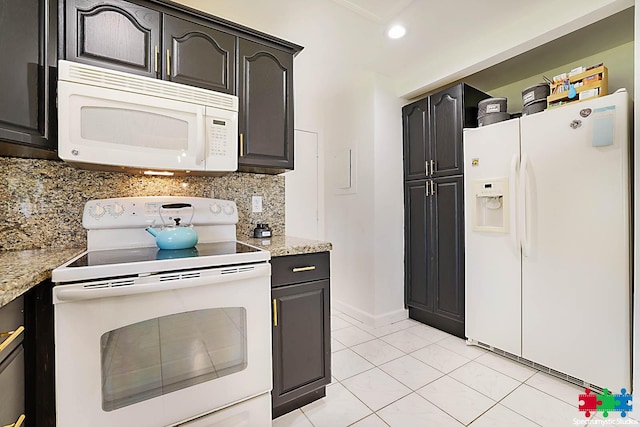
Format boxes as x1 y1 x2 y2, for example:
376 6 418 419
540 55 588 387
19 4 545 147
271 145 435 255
387 24 406 39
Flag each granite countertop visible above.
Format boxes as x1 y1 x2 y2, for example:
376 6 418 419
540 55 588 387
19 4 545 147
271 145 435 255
241 235 332 257
0 236 331 309
0 248 85 308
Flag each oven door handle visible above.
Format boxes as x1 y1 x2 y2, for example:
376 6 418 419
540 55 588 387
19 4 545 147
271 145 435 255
54 264 270 302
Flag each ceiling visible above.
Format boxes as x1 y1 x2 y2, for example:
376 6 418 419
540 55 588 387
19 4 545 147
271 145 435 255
179 0 634 98
329 0 414 23
324 0 635 97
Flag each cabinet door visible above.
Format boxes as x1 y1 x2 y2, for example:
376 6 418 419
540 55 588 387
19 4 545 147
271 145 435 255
402 98 429 181
429 85 464 177
238 39 294 171
404 180 433 311
431 175 465 337
0 0 57 155
163 15 235 93
272 279 330 411
66 0 160 78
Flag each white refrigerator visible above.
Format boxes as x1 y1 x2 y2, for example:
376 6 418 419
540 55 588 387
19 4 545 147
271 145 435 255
463 90 631 390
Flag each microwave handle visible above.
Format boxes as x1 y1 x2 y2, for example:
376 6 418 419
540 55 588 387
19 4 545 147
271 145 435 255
195 106 206 165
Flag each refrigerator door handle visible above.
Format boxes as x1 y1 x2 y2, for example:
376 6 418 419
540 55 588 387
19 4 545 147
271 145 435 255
510 153 519 254
519 153 532 256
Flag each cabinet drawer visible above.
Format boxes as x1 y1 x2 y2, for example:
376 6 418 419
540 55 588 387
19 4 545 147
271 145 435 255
0 297 24 361
271 252 330 287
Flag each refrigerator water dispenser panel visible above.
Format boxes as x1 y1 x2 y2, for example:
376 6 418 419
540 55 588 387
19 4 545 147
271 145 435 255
472 178 509 233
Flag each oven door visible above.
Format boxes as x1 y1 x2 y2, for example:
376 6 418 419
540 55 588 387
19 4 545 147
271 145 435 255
53 263 271 427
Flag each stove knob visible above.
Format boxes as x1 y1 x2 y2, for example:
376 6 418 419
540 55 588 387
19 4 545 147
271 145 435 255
111 203 124 217
89 204 106 218
223 204 235 215
210 203 222 214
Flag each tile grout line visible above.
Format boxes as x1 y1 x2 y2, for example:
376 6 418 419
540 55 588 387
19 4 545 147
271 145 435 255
324 313 575 426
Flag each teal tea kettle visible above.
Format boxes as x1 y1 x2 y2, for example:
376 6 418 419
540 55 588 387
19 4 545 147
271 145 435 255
145 203 199 250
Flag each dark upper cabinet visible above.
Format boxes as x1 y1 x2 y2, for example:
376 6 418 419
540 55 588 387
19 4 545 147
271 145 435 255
238 38 294 172
404 176 465 338
271 252 331 418
430 86 464 177
63 0 301 173
66 0 237 93
0 0 58 158
65 0 161 78
403 84 489 180
162 15 235 93
402 98 429 181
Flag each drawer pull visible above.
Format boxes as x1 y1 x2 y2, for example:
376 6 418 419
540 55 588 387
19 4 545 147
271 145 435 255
3 414 25 427
292 266 316 273
0 326 24 354
272 299 278 327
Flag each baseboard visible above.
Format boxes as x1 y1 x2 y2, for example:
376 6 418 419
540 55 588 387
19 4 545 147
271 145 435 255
333 300 408 328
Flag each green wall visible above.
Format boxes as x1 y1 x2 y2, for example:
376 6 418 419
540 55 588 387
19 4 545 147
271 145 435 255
484 41 634 113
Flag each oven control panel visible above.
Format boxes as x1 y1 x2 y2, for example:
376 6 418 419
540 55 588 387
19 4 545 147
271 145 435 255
82 196 238 229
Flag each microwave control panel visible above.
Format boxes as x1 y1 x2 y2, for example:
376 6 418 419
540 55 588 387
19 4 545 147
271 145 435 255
209 119 229 157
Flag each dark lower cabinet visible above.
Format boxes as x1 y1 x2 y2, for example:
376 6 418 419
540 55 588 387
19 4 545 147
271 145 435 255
238 38 294 173
24 280 56 427
271 252 331 418
405 176 465 338
0 296 25 426
0 281 56 427
0 0 58 158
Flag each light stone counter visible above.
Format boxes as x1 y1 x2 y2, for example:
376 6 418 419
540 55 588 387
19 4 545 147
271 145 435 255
0 248 84 308
242 235 332 257
1 236 331 308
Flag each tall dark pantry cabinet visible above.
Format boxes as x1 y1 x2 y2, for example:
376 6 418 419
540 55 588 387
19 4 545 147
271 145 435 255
402 83 489 338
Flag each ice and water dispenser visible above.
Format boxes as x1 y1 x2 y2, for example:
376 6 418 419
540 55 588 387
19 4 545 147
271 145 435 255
471 178 509 233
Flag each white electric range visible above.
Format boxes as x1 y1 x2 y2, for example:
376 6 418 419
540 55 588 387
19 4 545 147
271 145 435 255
52 196 272 427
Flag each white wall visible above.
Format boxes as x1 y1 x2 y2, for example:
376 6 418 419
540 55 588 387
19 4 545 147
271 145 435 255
372 75 405 324
324 73 377 321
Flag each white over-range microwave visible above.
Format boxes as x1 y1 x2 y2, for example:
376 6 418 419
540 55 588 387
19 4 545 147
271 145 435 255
57 60 238 175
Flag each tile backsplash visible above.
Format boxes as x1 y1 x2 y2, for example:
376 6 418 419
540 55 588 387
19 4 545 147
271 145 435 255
0 157 284 250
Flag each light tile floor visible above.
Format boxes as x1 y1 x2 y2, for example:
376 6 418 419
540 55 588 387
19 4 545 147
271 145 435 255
273 309 635 427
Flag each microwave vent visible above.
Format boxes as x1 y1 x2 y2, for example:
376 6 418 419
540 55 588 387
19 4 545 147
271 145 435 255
60 60 238 112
